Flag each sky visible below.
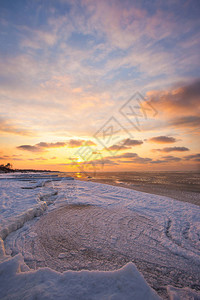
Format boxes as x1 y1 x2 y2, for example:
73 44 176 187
0 0 200 172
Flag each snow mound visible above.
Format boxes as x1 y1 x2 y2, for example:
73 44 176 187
0 175 58 240
0 254 160 300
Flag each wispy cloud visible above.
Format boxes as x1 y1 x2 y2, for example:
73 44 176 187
0 155 23 161
184 153 200 161
0 117 33 136
28 157 47 161
169 116 200 129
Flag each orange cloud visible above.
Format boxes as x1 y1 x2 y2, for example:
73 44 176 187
148 80 200 117
148 136 177 144
66 139 96 148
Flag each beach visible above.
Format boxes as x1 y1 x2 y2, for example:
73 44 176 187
73 171 200 207
0 172 200 299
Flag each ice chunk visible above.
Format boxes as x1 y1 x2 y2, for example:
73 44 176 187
0 255 160 300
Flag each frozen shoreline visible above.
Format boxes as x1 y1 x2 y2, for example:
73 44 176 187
76 173 200 206
0 173 200 299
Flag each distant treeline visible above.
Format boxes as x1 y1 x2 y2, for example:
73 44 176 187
0 163 52 173
0 163 14 173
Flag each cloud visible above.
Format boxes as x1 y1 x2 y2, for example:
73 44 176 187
0 2 199 142
148 80 200 118
141 81 200 133
65 149 197 168
17 142 66 152
64 158 118 166
93 154 150 165
169 115 200 129
122 155 181 164
153 146 189 153
114 152 138 159
151 160 165 164
108 139 143 151
28 157 47 161
129 156 152 164
184 153 200 161
66 139 96 148
85 159 118 166
108 144 129 151
115 155 182 164
148 136 177 144
108 152 152 164
0 155 23 161
20 26 57 49
17 145 42 152
162 155 181 162
66 151 151 166
1 1 199 172
0 117 33 136
37 142 66 148
122 138 143 146
17 139 96 156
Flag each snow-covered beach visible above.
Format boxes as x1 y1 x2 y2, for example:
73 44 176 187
0 173 200 299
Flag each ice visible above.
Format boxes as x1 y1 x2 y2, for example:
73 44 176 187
167 286 200 300
0 173 200 299
0 254 160 300
0 175 57 239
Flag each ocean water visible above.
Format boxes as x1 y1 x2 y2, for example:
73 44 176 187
70 171 200 192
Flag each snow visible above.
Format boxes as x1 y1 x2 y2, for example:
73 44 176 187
167 286 200 300
0 254 160 300
0 173 58 239
0 173 200 299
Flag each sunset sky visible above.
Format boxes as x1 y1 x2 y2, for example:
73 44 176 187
0 0 199 172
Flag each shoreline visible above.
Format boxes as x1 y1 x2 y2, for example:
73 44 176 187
76 177 200 207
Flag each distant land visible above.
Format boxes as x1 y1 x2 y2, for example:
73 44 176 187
0 163 53 173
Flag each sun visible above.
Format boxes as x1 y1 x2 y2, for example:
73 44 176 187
77 157 82 163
